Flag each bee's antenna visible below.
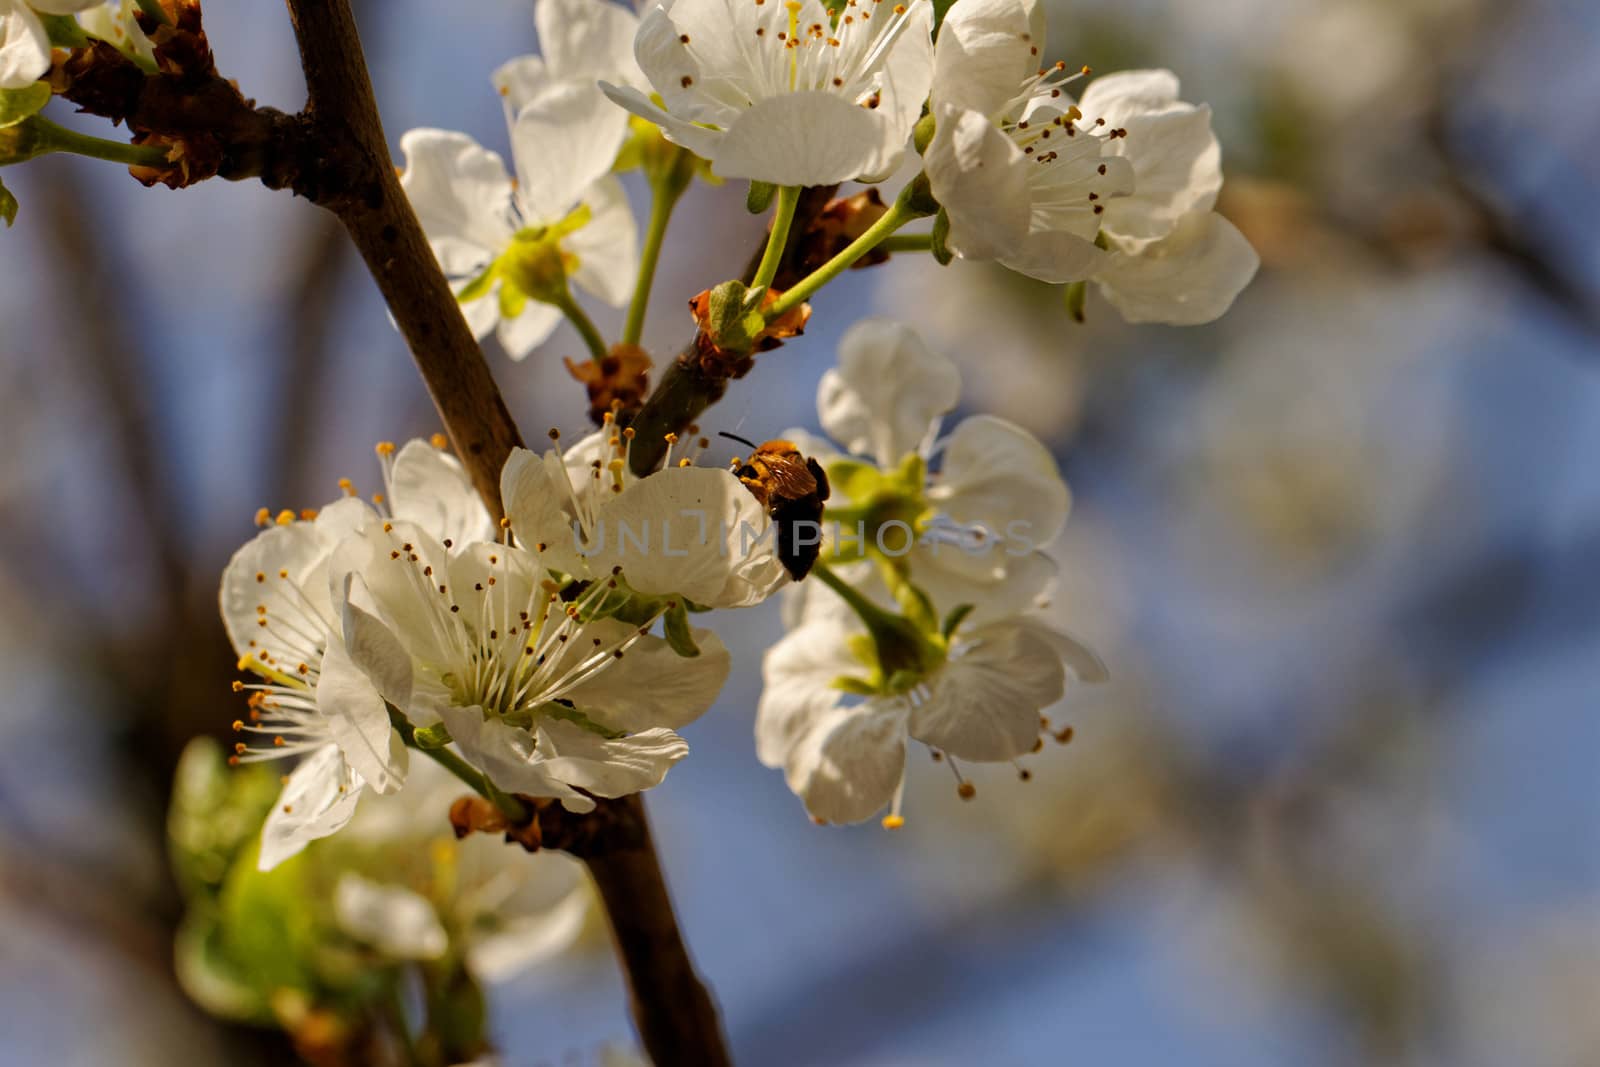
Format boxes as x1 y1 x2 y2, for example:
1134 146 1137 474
718 431 759 450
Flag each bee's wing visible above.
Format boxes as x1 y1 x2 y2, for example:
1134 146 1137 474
763 458 819 499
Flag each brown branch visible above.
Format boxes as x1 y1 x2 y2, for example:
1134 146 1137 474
272 2 731 1062
626 184 839 475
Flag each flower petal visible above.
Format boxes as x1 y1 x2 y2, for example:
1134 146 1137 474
536 720 689 799
569 175 639 308
490 53 552 116
334 875 449 960
495 298 564 360
818 318 960 467
257 744 363 870
389 438 495 549
398 129 515 275
599 81 724 161
784 701 907 824
537 0 645 89
757 617 862 768
219 522 334 665
931 0 1041 119
438 705 596 812
511 81 627 222
908 621 1063 760
925 105 1032 262
1095 211 1259 326
564 622 731 732
995 225 1108 284
711 91 904 186
932 413 1070 549
318 637 408 795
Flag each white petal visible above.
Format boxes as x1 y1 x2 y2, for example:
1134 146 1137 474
1 6 49 90
537 0 645 88
756 617 861 768
438 705 596 812
931 0 1040 119
908 621 1063 760
908 543 1058 623
1080 71 1221 250
595 466 773 607
599 81 724 161
502 446 575 557
464 853 591 980
511 81 626 222
1095 211 1259 326
340 588 415 710
784 701 907 824
495 298 564 360
818 318 960 467
257 744 363 870
865 0 935 181
219 522 334 664
564 622 730 732
932 413 1069 549
924 106 1031 262
398 129 516 275
334 875 449 961
491 54 552 116
389 439 494 548
318 638 408 794
569 175 639 308
536 720 689 798
995 225 1108 284
711 91 903 186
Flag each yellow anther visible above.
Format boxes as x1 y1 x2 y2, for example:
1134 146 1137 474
678 458 693 467
664 433 679 444
430 432 448 449
607 458 626 473
275 509 296 526
881 814 906 830
299 508 318 521
375 441 397 457
231 719 244 731
338 478 355 496
373 493 386 505
254 507 271 527
237 654 308 690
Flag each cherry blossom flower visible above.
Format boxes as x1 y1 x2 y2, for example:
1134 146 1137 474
600 0 935 186
220 440 491 869
757 579 1104 825
925 0 1133 282
399 93 637 359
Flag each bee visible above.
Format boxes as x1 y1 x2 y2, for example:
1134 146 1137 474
720 432 831 581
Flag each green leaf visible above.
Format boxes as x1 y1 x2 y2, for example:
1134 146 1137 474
746 180 776 214
454 264 496 305
0 84 50 129
173 912 277 1024
0 176 15 229
662 599 701 657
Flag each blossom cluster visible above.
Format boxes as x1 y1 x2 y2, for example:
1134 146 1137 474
215 0 1260 865
223 433 780 868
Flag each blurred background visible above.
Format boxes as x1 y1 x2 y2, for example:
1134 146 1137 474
2 0 1598 1063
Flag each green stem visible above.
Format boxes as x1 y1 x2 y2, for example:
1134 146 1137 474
812 559 896 630
21 117 170 168
135 0 172 25
551 288 609 362
40 14 88 47
622 177 687 347
766 195 919 320
750 184 801 291
878 232 934 254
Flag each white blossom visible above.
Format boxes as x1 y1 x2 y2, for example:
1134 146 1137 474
757 584 1104 824
600 0 935 186
220 440 491 869
925 0 1133 282
399 92 637 359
